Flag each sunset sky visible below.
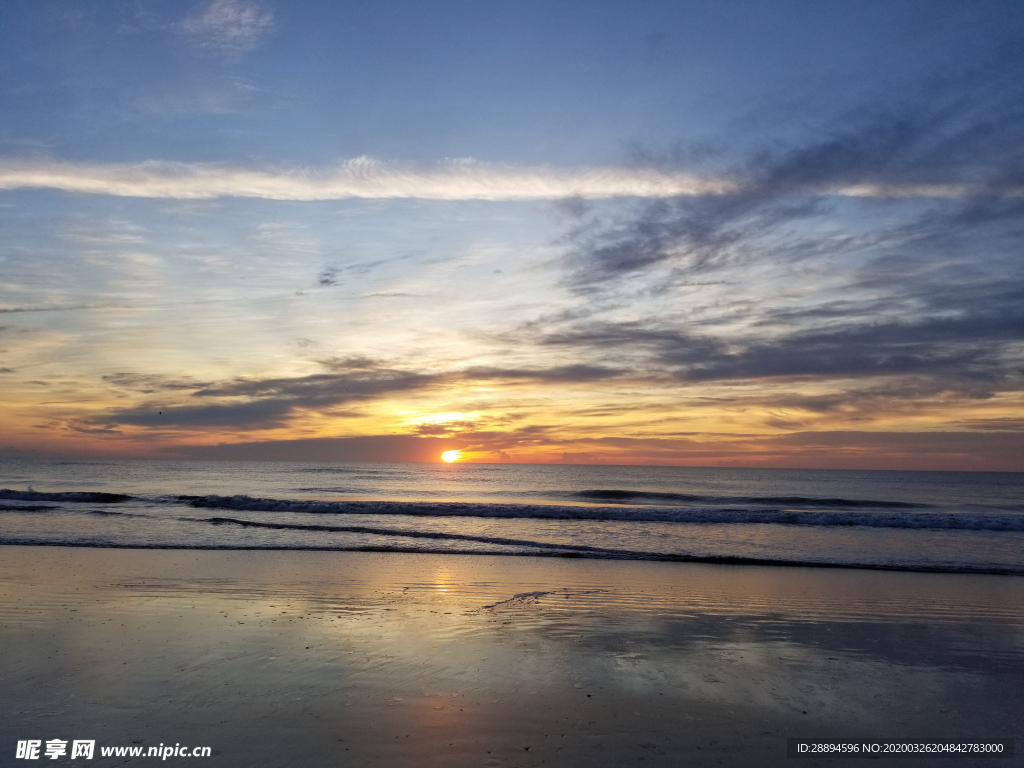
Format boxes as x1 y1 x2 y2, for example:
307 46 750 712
2 0 1023 470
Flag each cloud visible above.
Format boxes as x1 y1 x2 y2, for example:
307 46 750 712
102 373 211 393
1 156 1010 203
104 399 295 428
522 60 1024 425
181 0 274 55
0 304 96 314
542 295 1024 387
0 157 735 201
317 266 339 287
190 367 439 404
174 435 455 463
73 358 423 430
92 360 632 430
952 418 1024 432
463 364 623 383
563 60 1024 288
530 261 1024 423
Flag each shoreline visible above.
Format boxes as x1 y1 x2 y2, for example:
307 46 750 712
3 546 1022 766
2 539 1023 576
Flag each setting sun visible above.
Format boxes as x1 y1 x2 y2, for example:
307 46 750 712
441 450 462 463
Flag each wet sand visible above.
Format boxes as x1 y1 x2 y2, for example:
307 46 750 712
1 546 1022 767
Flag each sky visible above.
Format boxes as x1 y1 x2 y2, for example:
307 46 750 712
1 0 1023 470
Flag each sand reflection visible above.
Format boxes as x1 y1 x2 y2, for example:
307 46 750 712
2 547 1022 767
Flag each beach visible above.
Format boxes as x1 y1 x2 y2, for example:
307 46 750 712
2 546 1021 767
4 1 1024 765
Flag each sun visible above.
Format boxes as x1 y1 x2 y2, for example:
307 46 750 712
441 450 462 463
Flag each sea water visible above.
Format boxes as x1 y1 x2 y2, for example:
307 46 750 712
1 459 1022 573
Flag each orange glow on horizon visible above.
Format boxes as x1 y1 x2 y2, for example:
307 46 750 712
441 450 462 463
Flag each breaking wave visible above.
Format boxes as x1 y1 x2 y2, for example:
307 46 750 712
181 494 1024 531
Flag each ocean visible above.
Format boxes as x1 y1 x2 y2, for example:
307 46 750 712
1 459 1022 574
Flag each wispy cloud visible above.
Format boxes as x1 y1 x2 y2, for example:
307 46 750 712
0 157 731 201
541 299 1024 386
181 0 274 56
525 58 1024 431
562 61 1024 288
0 156 1006 203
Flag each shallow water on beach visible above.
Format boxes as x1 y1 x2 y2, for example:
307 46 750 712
2 459 1023 573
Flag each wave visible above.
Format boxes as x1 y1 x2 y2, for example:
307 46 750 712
0 504 137 519
1 537 1020 575
202 515 628 555
181 494 1024 531
568 489 929 508
0 489 132 503
0 503 59 512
